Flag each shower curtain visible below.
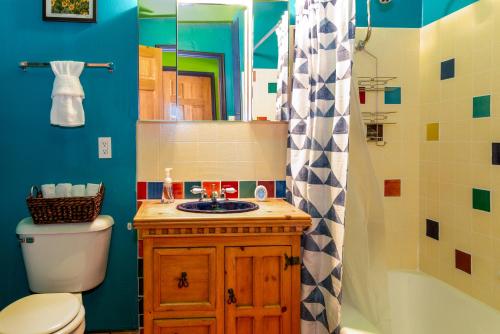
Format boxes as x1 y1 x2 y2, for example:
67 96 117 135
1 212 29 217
342 80 392 334
276 11 289 121
286 0 355 333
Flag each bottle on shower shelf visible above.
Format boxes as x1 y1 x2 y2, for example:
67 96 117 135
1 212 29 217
161 168 175 204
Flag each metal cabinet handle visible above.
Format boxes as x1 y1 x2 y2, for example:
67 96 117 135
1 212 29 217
227 288 237 304
178 272 189 288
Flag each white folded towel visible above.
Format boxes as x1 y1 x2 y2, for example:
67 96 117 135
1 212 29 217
50 61 85 127
71 184 86 197
86 183 100 196
55 183 72 197
41 184 56 198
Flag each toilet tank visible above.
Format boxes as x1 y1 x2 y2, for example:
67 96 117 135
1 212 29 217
16 216 114 293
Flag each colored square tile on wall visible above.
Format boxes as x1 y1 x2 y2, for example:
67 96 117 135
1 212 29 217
184 181 202 199
221 181 239 199
137 182 147 200
268 82 277 93
426 219 439 240
426 123 439 141
359 87 366 104
137 201 143 210
384 87 401 104
455 249 472 274
472 188 490 212
239 181 257 198
147 182 163 199
440 58 455 80
384 179 401 197
203 181 221 198
275 180 286 198
258 180 275 197
492 143 500 165
473 95 491 118
172 182 183 199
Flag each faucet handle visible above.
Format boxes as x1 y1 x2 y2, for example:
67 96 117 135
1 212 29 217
191 186 207 200
223 187 236 194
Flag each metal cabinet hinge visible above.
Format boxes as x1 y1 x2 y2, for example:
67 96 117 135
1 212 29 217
284 254 300 270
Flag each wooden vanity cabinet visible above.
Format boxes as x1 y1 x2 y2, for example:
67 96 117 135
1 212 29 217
135 200 311 334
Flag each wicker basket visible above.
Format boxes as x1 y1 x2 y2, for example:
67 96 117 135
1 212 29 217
27 184 104 224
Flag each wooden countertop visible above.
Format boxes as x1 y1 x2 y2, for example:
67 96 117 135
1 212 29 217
134 199 311 228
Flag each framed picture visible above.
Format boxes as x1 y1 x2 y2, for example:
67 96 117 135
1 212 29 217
43 0 97 23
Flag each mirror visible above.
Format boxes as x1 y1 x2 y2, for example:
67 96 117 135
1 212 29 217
252 0 290 121
138 0 292 122
176 1 249 120
138 0 177 120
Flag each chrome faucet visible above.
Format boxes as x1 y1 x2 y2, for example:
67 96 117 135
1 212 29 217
221 187 236 200
210 184 219 204
190 186 207 201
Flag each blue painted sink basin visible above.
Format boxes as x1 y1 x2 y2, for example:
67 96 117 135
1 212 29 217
177 200 259 214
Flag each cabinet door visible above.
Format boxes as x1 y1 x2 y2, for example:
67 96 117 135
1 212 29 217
225 246 292 334
153 247 216 312
153 318 216 334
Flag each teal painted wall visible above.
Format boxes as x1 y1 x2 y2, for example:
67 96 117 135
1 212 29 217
139 17 176 46
0 0 138 331
254 1 288 69
422 0 478 26
356 0 422 28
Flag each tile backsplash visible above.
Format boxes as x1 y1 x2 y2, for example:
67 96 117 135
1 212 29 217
137 122 288 182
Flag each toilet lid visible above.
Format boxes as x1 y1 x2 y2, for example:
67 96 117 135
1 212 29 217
0 293 80 334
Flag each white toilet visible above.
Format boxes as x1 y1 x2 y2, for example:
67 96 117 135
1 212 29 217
0 216 114 334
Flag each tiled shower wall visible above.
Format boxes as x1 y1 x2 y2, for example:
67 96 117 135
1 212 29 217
419 0 500 310
355 28 421 269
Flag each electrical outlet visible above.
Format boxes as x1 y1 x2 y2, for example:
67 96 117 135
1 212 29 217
98 137 112 159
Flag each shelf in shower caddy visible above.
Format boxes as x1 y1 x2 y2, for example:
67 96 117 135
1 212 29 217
358 76 397 92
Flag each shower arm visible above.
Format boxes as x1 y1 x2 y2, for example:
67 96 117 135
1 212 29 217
356 0 372 51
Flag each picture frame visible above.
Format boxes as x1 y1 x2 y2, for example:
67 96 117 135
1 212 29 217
43 0 97 23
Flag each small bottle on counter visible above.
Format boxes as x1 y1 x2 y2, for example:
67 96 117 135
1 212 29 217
161 168 175 204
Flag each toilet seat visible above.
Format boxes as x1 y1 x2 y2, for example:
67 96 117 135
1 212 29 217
0 293 83 334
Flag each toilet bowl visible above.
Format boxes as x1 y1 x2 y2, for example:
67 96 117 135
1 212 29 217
0 216 114 334
0 293 85 334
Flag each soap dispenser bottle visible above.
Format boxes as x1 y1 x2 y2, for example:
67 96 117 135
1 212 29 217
161 168 175 203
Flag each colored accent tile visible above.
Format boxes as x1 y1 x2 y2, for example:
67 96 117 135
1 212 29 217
147 182 163 199
221 181 239 199
137 201 143 210
203 181 221 198
137 182 147 200
275 180 286 198
359 87 366 104
426 219 439 240
258 180 275 197
184 181 202 199
455 250 472 274
426 123 439 141
268 82 277 93
384 179 401 197
472 188 490 212
239 181 257 198
138 239 143 258
493 143 500 165
440 58 455 80
172 182 184 199
473 95 491 118
384 87 401 105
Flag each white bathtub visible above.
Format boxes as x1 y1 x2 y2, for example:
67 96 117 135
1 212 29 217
341 270 500 334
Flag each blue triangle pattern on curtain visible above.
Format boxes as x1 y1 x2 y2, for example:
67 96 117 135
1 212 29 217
286 0 355 331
